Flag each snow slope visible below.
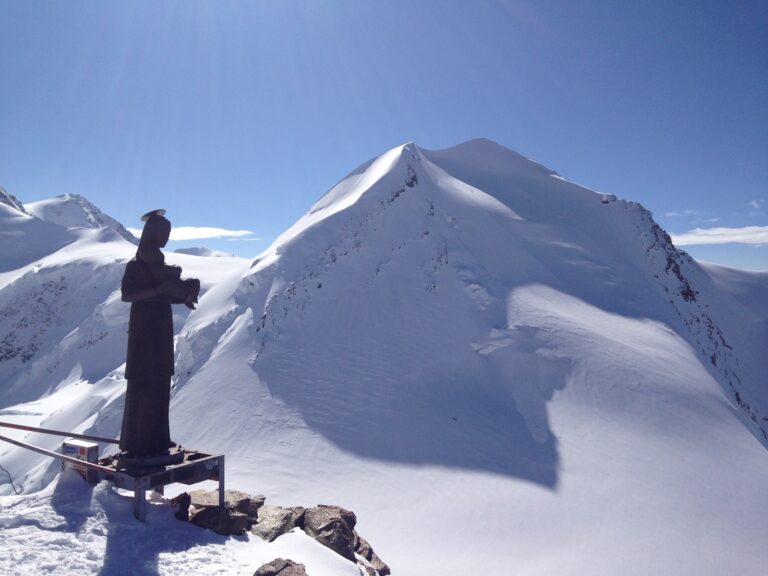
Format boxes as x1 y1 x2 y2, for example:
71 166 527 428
1 140 767 575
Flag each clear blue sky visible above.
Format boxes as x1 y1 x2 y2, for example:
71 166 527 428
1 1 766 269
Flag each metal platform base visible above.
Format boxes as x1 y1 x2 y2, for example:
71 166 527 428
0 421 224 522
97 450 225 521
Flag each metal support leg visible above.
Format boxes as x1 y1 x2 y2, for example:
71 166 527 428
218 456 225 507
134 478 149 522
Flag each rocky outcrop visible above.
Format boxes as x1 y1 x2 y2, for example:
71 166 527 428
250 505 305 542
171 489 265 535
173 489 390 575
302 505 358 561
0 186 27 214
170 492 191 521
190 488 265 518
253 503 390 576
253 558 308 576
192 505 250 535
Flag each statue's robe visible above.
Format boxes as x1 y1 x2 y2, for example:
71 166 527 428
119 257 177 455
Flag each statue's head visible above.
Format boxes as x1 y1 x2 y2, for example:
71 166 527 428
139 209 171 248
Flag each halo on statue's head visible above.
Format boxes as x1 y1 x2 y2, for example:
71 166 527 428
141 209 166 222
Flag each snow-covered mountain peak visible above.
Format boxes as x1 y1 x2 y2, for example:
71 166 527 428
26 193 138 245
248 139 604 290
188 138 767 456
287 138 600 260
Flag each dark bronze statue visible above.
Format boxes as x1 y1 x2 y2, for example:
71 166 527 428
120 210 200 459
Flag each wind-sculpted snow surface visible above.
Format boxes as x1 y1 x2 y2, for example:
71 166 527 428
2 141 768 575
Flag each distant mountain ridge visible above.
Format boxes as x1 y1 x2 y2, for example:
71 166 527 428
26 193 138 245
174 246 234 258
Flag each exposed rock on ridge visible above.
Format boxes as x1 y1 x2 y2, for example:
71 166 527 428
631 202 767 442
174 489 390 576
0 185 27 214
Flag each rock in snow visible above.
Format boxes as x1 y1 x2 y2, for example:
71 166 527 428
185 489 265 535
191 505 251 535
302 505 357 561
190 488 266 519
253 558 308 576
251 504 306 542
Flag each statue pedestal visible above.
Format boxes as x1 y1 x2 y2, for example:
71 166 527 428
101 448 225 521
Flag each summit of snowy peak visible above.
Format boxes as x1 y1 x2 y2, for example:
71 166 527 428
26 194 138 245
420 139 606 223
255 138 614 274
250 142 425 261
306 139 551 223
423 138 558 179
308 142 423 215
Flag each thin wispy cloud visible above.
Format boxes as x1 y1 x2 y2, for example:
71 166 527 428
664 212 680 217
225 237 264 242
670 226 768 246
748 199 763 210
127 226 256 241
